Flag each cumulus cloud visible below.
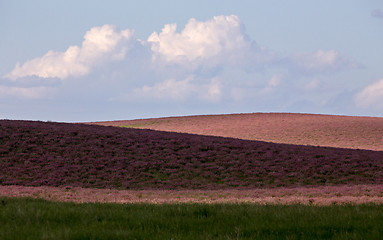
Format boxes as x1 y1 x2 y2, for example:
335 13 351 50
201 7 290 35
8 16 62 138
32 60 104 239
3 14 364 120
355 79 383 109
5 25 135 80
371 9 383 18
147 15 252 66
5 16 352 84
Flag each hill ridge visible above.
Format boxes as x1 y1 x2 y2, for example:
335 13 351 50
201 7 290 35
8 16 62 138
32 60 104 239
88 113 383 151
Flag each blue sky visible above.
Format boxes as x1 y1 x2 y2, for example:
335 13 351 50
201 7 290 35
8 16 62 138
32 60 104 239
1 0 383 122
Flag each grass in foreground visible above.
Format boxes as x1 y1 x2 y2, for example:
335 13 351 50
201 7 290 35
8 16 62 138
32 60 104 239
1 197 382 240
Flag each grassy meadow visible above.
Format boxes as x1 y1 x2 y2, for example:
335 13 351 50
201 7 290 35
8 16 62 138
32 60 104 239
1 197 383 239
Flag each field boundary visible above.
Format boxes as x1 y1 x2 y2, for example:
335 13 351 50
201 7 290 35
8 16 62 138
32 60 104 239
1 184 383 205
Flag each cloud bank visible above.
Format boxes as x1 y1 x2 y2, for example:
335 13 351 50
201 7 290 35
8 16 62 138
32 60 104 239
133 77 222 102
5 25 135 80
290 50 356 74
2 15 367 120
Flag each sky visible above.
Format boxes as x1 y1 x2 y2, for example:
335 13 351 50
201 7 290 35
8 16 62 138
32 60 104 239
1 0 383 122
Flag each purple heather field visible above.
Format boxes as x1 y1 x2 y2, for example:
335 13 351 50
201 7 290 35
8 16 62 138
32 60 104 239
1 120 382 190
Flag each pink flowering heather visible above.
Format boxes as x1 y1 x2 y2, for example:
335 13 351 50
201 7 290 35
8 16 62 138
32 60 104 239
1 119 382 190
90 113 383 151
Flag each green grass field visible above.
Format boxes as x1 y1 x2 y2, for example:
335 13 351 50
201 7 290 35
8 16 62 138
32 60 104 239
1 197 382 240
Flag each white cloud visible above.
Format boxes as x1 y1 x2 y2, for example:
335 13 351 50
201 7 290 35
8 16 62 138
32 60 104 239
0 85 53 99
2 15 366 120
5 16 352 85
259 74 283 94
137 78 194 100
355 79 383 109
132 77 222 102
5 25 134 80
371 9 383 18
291 50 356 74
201 78 222 102
147 15 252 66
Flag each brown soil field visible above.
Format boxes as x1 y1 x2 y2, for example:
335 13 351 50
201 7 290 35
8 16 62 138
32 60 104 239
89 113 383 151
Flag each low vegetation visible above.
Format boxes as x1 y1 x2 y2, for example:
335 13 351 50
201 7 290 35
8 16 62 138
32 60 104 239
1 120 382 190
91 113 383 151
1 185 383 205
1 114 383 239
1 197 382 240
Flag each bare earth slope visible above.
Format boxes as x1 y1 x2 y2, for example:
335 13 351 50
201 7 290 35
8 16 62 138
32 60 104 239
89 113 383 151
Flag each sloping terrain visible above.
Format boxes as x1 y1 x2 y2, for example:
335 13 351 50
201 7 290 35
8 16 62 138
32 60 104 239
89 113 383 151
1 120 382 190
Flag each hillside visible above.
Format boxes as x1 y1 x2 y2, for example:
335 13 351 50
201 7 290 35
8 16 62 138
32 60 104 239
89 113 383 151
1 120 382 190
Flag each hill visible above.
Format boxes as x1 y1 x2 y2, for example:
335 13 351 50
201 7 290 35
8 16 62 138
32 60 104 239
1 120 382 190
89 113 383 151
